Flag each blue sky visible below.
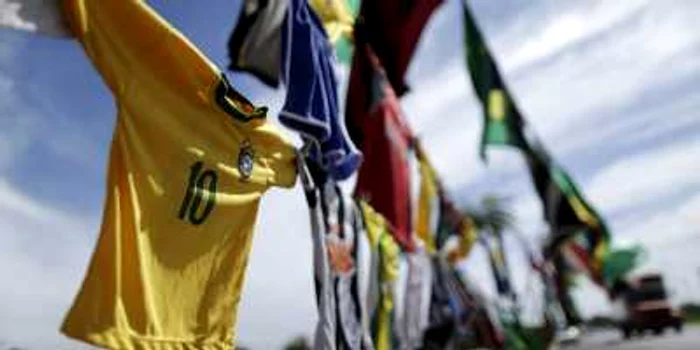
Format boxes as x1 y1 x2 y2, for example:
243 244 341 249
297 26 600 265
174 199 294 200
2 0 700 349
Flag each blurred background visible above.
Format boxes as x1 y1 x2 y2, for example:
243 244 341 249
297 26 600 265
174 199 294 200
1 0 700 349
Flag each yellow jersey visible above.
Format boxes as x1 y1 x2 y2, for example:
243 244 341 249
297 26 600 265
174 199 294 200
61 1 297 349
359 201 400 350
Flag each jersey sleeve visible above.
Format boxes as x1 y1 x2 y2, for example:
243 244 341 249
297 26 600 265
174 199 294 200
264 144 298 189
63 0 217 97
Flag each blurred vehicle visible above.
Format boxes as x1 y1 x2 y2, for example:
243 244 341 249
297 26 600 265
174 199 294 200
614 273 684 339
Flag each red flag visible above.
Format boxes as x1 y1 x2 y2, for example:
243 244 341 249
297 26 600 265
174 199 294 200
353 46 415 252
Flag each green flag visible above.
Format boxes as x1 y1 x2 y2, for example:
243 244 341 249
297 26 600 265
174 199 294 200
463 0 528 156
464 0 606 242
527 130 646 287
525 144 605 246
462 0 642 287
602 246 646 288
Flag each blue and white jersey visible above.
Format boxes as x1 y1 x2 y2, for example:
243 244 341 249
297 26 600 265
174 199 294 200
281 0 361 181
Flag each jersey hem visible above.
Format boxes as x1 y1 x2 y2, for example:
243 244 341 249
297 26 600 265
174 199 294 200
279 110 331 141
62 328 234 350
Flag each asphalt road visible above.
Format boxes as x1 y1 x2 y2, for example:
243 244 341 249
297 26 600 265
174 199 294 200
563 326 700 350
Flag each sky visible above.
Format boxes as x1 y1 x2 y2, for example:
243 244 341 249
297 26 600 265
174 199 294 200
1 0 700 349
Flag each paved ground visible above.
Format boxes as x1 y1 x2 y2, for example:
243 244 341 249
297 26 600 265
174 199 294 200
562 326 700 350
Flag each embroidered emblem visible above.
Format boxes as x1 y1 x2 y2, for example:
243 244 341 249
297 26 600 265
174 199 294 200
238 141 255 180
326 233 355 276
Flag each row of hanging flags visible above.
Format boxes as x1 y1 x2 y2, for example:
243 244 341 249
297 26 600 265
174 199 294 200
462 2 645 292
230 0 501 347
228 0 643 345
230 0 502 342
1 0 644 349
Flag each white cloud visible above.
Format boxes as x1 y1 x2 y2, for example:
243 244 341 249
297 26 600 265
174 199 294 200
0 0 32 31
0 32 91 349
0 0 70 36
0 37 40 172
507 1 700 147
586 137 700 216
425 0 700 162
0 178 93 350
612 191 700 249
497 1 650 71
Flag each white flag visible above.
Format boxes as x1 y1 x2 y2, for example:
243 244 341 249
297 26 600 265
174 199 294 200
0 0 71 37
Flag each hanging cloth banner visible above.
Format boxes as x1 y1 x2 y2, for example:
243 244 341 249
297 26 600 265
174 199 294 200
462 0 599 236
415 139 478 264
461 0 641 288
280 0 361 181
359 201 401 350
0 0 71 37
352 46 415 252
299 159 372 350
562 234 645 290
414 141 439 253
60 1 298 349
422 257 458 349
227 0 287 87
298 157 337 350
227 0 357 86
481 234 514 298
399 249 431 350
462 0 527 158
446 216 478 265
308 0 353 45
435 190 477 259
308 0 358 64
351 0 443 96
345 0 444 144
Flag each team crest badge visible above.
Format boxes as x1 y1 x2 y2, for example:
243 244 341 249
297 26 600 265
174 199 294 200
326 233 355 276
238 141 255 180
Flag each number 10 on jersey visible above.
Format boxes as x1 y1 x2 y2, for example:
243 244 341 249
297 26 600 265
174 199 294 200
178 161 218 225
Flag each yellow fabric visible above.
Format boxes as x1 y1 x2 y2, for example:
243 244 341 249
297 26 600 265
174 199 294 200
360 201 384 247
569 196 600 228
447 217 478 265
375 233 400 350
415 144 438 253
308 0 354 44
359 201 400 350
61 1 297 349
592 230 609 273
488 89 507 121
